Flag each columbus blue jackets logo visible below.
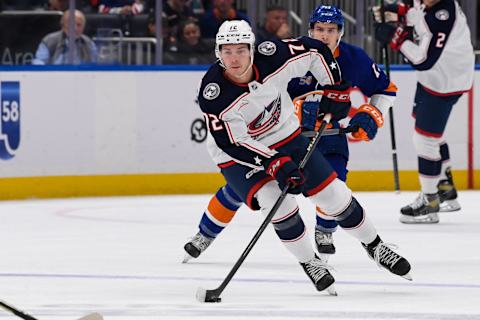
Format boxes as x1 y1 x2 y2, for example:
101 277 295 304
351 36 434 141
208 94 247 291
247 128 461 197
0 82 20 160
247 94 281 138
203 83 220 100
258 41 277 56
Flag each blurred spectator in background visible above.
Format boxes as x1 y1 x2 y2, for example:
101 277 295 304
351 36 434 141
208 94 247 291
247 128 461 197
0 0 47 10
163 0 196 38
200 0 249 38
48 0 68 10
99 0 145 15
147 11 177 64
33 9 97 64
144 0 204 15
80 0 100 12
175 18 214 64
256 5 291 43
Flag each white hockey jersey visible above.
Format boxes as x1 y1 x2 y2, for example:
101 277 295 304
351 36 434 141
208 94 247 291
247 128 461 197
400 0 474 95
197 37 342 169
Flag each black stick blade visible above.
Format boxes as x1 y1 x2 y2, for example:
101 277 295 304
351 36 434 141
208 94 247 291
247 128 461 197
196 287 222 303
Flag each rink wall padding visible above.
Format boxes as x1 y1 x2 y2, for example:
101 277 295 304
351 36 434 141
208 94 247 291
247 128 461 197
0 65 478 199
0 170 476 200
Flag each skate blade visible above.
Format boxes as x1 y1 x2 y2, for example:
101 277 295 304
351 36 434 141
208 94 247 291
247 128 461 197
399 213 439 224
182 253 194 264
439 200 461 212
401 272 413 281
326 284 338 296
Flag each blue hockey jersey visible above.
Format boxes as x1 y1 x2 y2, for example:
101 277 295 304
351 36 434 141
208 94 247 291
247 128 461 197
287 41 397 158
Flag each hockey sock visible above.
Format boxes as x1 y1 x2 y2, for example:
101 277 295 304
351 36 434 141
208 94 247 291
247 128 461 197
198 185 242 238
418 156 442 194
272 209 314 263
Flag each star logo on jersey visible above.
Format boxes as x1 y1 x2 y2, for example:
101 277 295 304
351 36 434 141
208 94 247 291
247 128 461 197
254 156 262 165
329 61 337 70
258 41 277 56
203 83 220 100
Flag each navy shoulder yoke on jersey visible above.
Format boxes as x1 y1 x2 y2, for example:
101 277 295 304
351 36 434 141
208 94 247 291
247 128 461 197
197 36 343 168
410 0 456 71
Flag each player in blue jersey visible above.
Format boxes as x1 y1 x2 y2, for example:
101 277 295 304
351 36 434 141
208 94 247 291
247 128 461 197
193 19 411 293
373 0 474 223
184 5 398 263
288 5 397 255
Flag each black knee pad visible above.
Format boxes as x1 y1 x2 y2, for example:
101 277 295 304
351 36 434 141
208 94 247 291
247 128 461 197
272 209 305 241
336 197 365 228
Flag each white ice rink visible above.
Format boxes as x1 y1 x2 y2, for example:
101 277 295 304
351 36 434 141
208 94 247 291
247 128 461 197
1 191 479 320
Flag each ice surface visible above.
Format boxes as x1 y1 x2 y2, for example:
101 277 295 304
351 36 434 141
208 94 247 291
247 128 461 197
1 191 479 319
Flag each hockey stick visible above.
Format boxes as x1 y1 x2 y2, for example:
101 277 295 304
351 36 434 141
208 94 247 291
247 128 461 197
379 0 401 192
0 301 37 320
0 300 103 320
196 113 333 303
302 125 359 138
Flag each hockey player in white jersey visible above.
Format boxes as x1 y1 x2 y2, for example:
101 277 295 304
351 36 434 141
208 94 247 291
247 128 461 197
374 0 474 223
197 19 412 294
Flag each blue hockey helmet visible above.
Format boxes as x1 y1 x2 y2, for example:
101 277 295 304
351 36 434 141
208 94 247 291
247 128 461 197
309 5 344 34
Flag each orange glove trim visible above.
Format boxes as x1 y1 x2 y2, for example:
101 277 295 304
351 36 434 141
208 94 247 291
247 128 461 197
351 128 370 141
357 104 384 128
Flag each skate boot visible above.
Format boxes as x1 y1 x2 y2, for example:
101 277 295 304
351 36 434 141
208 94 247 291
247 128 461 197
300 255 336 295
183 232 213 263
315 229 336 260
399 193 440 224
437 167 461 212
362 236 412 281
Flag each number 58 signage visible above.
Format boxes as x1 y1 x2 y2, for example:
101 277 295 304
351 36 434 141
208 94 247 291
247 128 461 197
0 82 20 159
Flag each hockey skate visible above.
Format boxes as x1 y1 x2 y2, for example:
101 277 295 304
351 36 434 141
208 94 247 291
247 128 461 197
437 167 461 212
399 193 440 224
300 255 337 295
183 232 214 263
362 236 412 280
315 229 335 262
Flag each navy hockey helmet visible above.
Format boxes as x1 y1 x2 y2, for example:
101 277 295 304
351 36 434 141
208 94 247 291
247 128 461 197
309 5 345 36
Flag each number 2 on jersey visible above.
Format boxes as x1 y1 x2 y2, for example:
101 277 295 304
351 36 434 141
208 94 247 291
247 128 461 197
436 32 446 48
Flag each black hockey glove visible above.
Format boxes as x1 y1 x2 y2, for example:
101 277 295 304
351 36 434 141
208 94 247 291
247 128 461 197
372 1 411 24
318 81 352 121
264 153 305 194
374 22 413 50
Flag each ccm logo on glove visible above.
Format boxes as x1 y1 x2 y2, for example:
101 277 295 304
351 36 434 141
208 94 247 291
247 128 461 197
325 91 350 101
